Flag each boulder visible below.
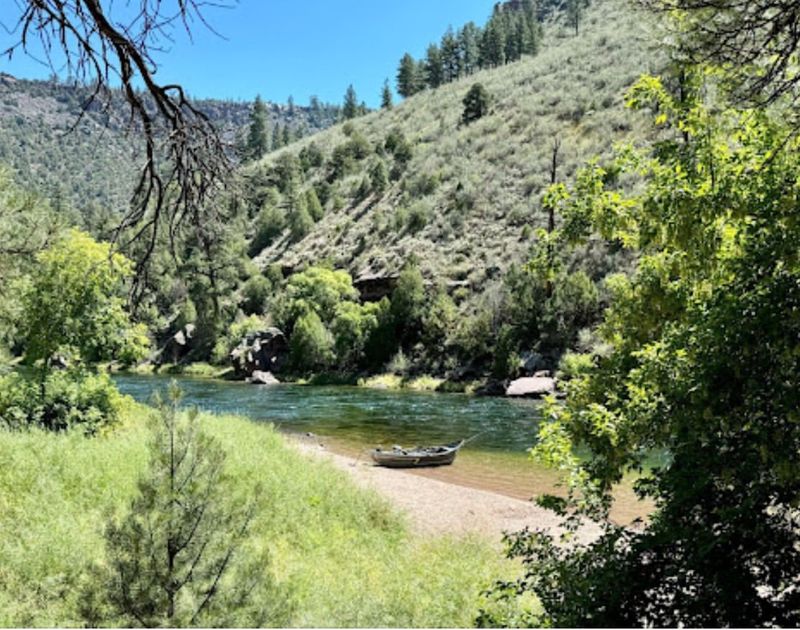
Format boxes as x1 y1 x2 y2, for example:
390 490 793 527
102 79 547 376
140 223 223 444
248 370 280 385
230 327 288 378
157 323 196 364
505 376 556 398
474 379 508 397
519 351 545 375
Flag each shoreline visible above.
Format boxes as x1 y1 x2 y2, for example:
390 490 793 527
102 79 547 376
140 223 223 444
288 432 603 544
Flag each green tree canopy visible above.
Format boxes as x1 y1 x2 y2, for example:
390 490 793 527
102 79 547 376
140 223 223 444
483 71 800 627
462 83 491 125
22 229 149 368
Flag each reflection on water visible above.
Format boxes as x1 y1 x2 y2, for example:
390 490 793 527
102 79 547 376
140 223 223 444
114 374 652 523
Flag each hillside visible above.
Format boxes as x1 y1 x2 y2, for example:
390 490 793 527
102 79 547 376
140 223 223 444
247 0 661 294
0 74 338 218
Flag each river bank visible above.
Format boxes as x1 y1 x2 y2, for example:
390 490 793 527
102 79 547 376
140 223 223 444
290 433 602 543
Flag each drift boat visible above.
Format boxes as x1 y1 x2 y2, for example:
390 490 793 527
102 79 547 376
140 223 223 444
370 440 464 468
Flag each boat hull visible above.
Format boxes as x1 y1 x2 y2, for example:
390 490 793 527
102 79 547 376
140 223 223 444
370 441 462 468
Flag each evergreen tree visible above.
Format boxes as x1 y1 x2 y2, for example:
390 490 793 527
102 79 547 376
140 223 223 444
245 95 269 162
425 43 444 89
281 124 291 147
342 84 359 120
305 188 323 222
396 53 419 98
480 16 506 68
287 94 295 116
271 124 283 150
441 27 460 82
461 83 491 125
458 22 482 76
566 0 589 36
380 79 393 109
80 386 289 627
288 192 313 241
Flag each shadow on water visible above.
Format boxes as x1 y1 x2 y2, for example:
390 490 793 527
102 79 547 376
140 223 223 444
114 373 652 523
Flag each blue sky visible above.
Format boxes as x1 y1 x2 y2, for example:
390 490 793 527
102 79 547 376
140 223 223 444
0 0 495 107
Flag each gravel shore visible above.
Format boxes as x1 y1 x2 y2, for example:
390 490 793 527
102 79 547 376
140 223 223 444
292 438 602 545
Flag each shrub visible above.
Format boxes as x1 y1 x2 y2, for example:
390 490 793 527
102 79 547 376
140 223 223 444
556 351 594 381
406 201 431 233
462 83 491 124
249 203 285 255
0 369 122 434
369 159 389 195
289 311 334 372
240 274 272 316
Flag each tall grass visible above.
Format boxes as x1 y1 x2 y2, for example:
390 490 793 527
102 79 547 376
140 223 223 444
0 400 512 627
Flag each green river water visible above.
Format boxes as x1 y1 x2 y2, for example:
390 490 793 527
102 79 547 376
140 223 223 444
114 374 649 522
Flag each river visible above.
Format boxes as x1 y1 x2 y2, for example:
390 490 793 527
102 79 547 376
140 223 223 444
114 374 650 523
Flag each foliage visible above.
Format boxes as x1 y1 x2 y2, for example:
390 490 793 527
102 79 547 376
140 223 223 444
22 229 149 369
289 310 334 372
80 387 289 627
240 273 272 316
0 404 508 627
330 301 384 369
211 315 265 366
0 369 122 434
462 83 491 125
274 266 359 331
391 263 426 344
485 72 800 627
244 95 270 161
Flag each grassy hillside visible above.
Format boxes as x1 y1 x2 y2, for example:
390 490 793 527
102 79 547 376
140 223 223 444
0 74 337 219
248 0 660 291
0 401 513 627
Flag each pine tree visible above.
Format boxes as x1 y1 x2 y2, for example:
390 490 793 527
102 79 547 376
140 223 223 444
271 124 283 150
458 22 482 76
396 53 418 98
462 83 491 125
80 386 290 627
282 124 291 146
441 27 460 83
305 188 324 222
425 43 444 88
342 84 359 120
245 95 269 161
381 79 393 109
480 17 506 68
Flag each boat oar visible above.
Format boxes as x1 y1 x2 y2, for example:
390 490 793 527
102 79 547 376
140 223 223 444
462 431 488 447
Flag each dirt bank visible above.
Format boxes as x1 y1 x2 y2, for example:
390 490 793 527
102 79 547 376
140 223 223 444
291 437 602 545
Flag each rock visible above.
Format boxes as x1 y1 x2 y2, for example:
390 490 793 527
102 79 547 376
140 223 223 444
156 323 196 364
230 327 289 378
533 370 552 378
519 351 545 375
474 379 508 397
505 376 556 398
248 370 280 385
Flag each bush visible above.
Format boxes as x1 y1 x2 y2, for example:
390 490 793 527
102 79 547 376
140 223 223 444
406 201 431 233
288 196 314 241
0 369 122 434
240 274 272 316
289 311 334 372
556 351 594 381
249 203 285 255
306 187 324 222
462 83 491 124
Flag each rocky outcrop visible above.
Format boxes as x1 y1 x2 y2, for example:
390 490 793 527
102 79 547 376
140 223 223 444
230 328 288 378
156 323 196 365
248 370 280 385
505 372 556 398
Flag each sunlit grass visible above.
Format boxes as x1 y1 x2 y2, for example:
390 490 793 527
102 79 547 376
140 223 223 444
0 402 516 627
